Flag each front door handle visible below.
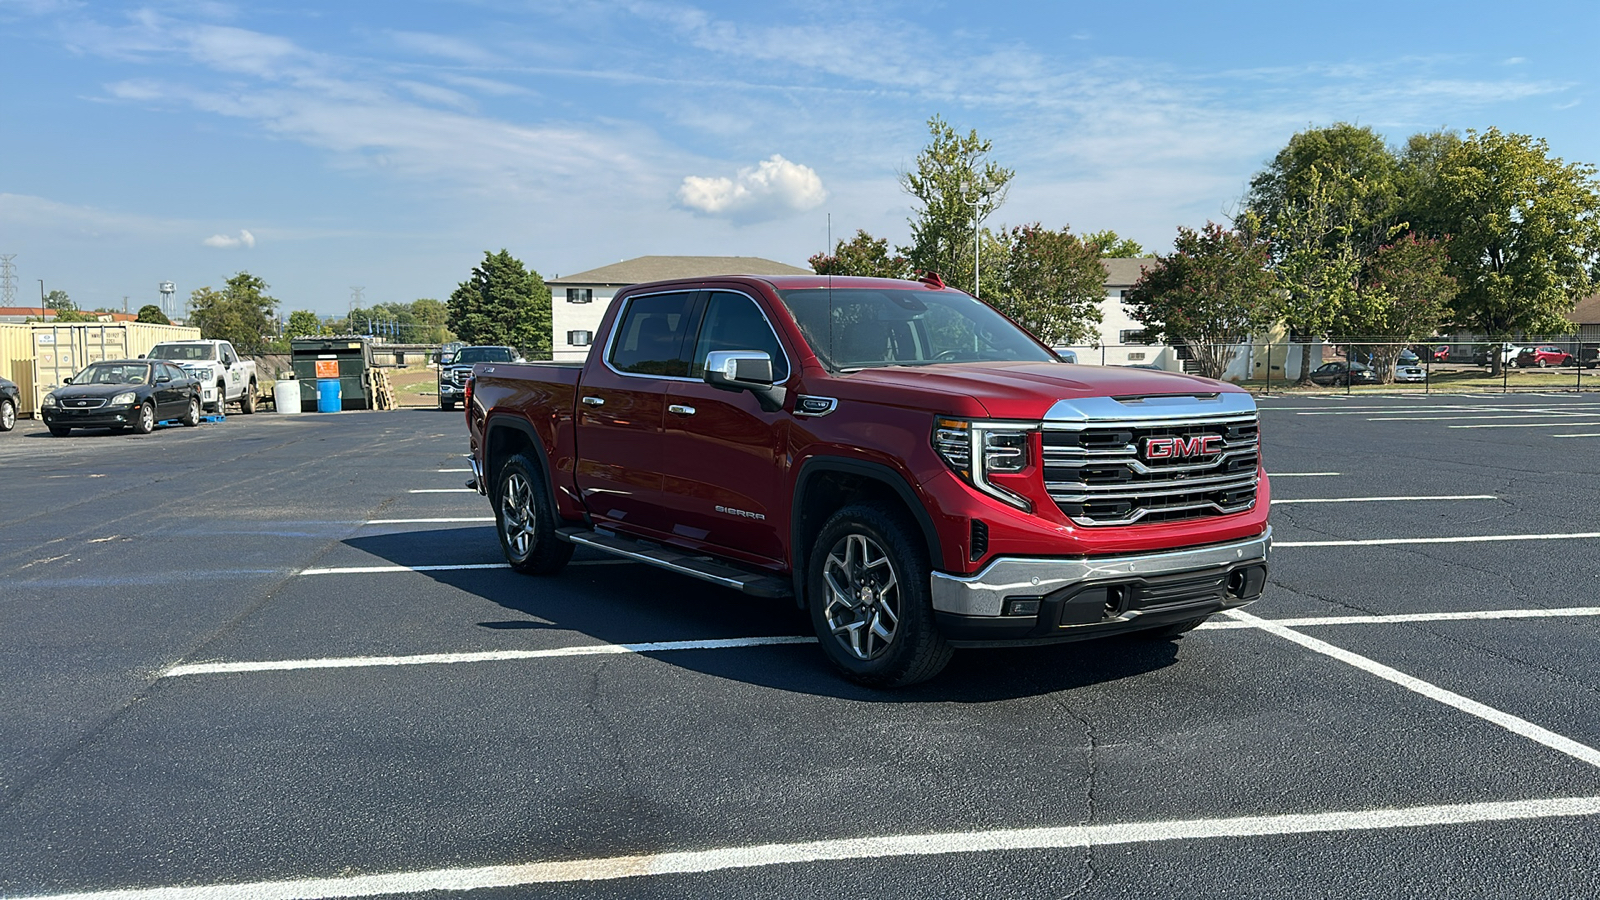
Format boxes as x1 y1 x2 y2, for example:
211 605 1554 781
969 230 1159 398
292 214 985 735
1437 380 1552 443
581 396 605 407
668 404 696 416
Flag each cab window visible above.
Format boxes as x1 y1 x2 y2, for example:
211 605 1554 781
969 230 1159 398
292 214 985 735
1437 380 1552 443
689 292 789 382
609 291 699 377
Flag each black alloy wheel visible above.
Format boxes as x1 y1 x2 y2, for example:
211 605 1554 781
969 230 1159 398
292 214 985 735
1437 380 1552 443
808 504 951 688
495 453 573 574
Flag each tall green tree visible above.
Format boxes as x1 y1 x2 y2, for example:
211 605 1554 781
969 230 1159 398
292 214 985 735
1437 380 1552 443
809 230 910 278
992 224 1106 346
409 298 453 343
1423 128 1600 372
43 289 75 312
1270 167 1363 384
1083 230 1145 258
135 304 170 325
1124 222 1277 380
446 250 551 357
1245 123 1400 256
285 310 321 339
188 272 278 354
900 115 1014 294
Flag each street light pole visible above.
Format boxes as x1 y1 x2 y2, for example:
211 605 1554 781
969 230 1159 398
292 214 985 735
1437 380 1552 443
38 279 45 307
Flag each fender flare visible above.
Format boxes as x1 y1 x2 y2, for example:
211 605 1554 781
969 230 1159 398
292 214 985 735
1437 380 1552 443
790 456 944 604
483 413 560 514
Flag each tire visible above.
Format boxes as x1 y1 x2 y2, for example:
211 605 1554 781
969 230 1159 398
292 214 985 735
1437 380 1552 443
213 384 228 414
182 396 201 427
441 398 456 411
1537 358 1548 368
495 454 573 574
1137 615 1211 640
0 397 14 432
807 504 952 688
240 381 257 414
49 426 70 437
132 401 155 435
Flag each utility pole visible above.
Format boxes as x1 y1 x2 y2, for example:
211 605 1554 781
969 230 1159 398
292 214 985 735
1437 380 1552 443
348 286 364 331
0 255 16 308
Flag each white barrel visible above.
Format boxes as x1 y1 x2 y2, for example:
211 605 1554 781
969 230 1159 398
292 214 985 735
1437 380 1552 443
273 379 302 414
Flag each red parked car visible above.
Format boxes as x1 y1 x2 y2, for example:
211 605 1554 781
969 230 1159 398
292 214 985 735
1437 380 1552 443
1516 346 1576 368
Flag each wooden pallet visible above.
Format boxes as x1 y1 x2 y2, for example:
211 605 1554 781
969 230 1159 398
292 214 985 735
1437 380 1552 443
364 368 397 410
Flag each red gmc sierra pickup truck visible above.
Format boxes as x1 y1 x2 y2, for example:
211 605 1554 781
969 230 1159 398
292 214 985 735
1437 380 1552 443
465 274 1270 687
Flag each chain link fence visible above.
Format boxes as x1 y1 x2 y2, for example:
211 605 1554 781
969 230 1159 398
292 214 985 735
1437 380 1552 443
1056 336 1600 393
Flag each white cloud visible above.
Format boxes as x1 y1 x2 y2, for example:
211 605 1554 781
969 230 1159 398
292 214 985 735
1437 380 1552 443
203 229 255 248
677 155 826 221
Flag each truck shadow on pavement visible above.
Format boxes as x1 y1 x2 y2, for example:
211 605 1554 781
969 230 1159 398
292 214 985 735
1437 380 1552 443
341 528 1186 703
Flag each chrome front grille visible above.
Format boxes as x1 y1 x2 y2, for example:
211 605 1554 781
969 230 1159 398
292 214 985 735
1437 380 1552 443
1042 414 1260 526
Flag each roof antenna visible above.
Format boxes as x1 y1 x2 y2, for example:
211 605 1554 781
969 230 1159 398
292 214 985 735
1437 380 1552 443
827 212 834 367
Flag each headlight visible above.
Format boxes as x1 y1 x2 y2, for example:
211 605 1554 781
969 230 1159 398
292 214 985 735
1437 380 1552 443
110 392 137 406
933 417 1035 510
42 393 57 408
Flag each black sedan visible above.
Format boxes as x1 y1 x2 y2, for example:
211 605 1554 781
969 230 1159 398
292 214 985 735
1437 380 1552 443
1308 361 1379 386
40 359 202 436
0 375 18 433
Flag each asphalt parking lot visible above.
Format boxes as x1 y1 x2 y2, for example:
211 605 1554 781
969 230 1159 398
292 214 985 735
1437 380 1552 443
3 395 1600 899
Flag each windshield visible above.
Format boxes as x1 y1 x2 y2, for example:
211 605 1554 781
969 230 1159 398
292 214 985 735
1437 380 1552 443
146 344 215 361
454 347 515 365
76 362 152 385
777 288 1054 369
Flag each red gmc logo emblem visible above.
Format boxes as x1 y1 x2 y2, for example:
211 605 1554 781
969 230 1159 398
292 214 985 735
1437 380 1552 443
1144 434 1223 460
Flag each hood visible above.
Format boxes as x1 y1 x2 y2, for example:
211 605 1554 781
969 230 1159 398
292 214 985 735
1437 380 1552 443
53 383 149 400
831 361 1242 420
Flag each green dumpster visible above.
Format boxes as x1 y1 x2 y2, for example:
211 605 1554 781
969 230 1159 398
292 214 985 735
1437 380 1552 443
289 336 374 412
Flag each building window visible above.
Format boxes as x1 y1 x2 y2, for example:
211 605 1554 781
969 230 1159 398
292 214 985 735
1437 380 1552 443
567 330 593 346
566 288 593 304
1119 329 1151 345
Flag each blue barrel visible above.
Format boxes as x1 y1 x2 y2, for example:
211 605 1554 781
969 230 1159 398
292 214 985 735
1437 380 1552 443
316 378 342 412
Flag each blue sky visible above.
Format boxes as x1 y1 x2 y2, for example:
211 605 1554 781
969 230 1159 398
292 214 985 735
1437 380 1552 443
2 1 1596 319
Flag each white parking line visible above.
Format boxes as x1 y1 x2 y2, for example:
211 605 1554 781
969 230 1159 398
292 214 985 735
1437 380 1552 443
436 468 472 472
1552 434 1600 438
1202 606 1600 629
25 796 1600 899
1277 532 1600 548
1449 421 1600 429
1271 495 1496 505
365 517 494 524
162 636 818 677
1227 609 1600 769
408 488 478 493
1366 414 1591 422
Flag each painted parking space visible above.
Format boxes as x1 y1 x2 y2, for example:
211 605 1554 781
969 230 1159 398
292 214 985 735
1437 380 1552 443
5 404 1600 898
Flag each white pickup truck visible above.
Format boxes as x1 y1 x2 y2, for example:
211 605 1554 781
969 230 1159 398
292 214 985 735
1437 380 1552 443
144 339 259 414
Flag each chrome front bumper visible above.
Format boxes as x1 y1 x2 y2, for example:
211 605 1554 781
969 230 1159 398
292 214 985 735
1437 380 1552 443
930 528 1271 617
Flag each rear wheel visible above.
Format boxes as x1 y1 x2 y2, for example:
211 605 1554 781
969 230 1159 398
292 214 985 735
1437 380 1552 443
132 402 155 435
0 398 14 432
182 397 201 427
808 504 951 688
240 381 257 414
495 454 573 574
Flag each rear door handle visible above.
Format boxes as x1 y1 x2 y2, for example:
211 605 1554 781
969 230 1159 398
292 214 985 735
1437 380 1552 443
581 396 605 407
668 404 696 416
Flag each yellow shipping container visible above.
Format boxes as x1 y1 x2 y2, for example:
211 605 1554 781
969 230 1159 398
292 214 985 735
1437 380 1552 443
0 322 200 416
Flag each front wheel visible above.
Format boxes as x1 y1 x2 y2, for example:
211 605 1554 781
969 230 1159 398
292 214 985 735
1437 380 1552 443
0 398 14 432
132 402 155 435
495 454 573 574
212 385 228 413
808 505 951 688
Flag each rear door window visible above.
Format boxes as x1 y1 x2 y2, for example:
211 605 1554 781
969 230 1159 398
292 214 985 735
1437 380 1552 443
609 291 700 377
